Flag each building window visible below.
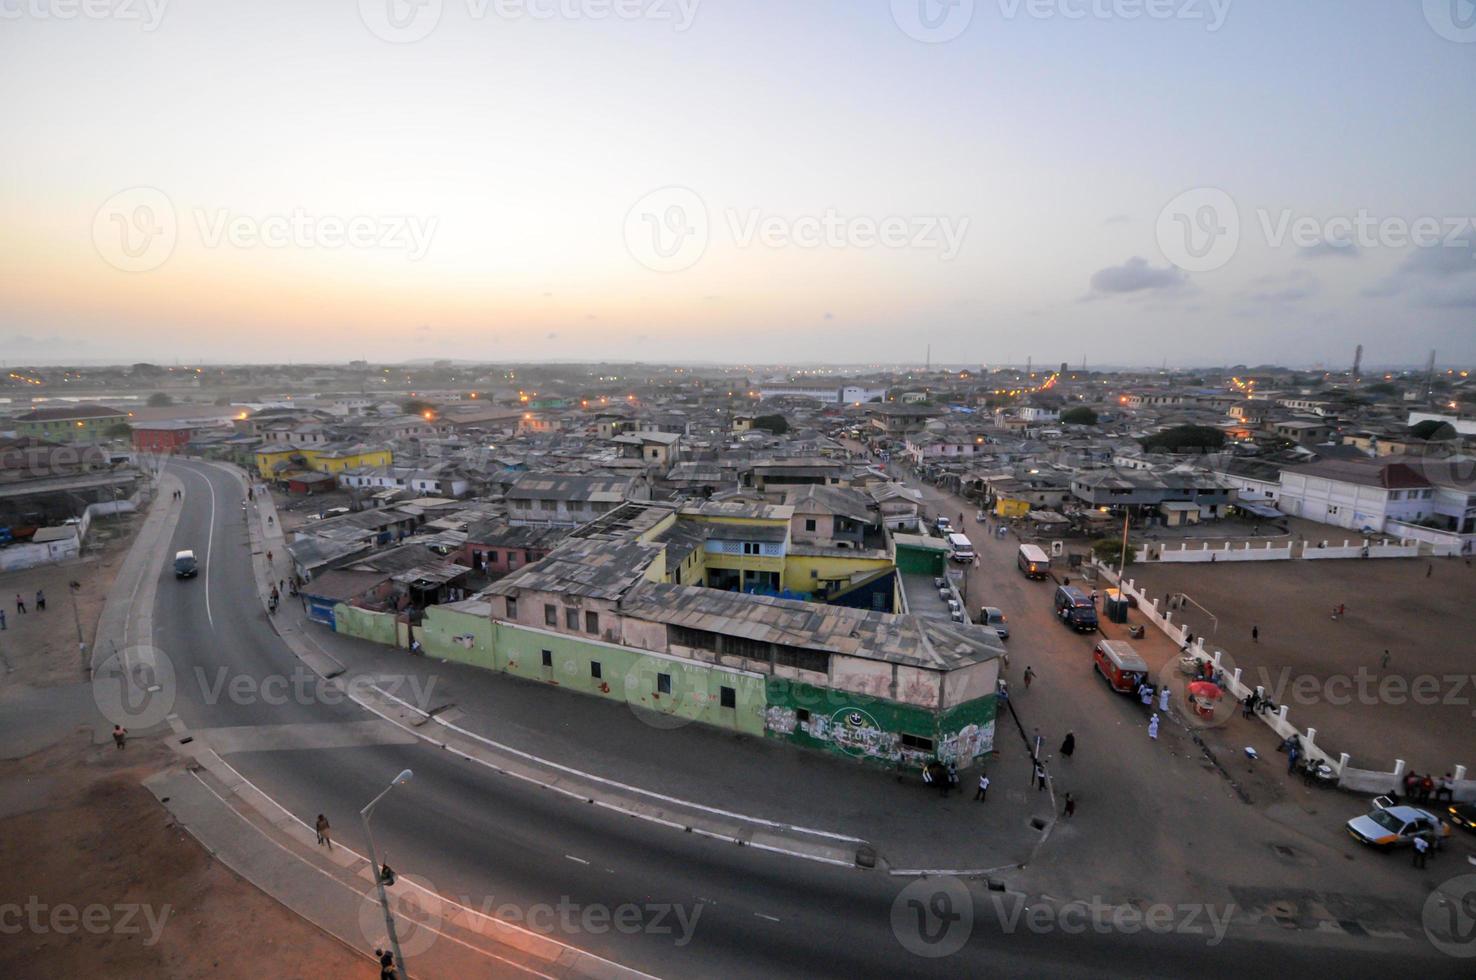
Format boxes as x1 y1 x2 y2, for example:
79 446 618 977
541 649 553 667
900 733 934 752
544 604 557 626
742 542 761 555
774 645 830 674
804 519 816 531
720 686 736 708
591 661 602 679
505 597 518 619
486 549 499 564
585 611 599 635
669 625 718 651
565 608 579 630
657 672 672 694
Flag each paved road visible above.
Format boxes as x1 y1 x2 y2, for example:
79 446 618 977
148 459 1466 977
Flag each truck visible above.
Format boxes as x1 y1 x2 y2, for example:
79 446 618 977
947 533 974 564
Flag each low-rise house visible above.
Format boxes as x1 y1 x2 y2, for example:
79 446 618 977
14 404 126 444
506 472 650 526
1277 458 1434 532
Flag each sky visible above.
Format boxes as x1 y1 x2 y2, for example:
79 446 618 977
1 0 1474 368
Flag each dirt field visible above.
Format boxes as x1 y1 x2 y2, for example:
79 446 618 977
0 509 366 979
1130 554 1476 773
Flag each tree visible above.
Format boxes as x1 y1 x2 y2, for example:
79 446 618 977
1410 419 1457 441
146 392 173 407
104 422 132 439
1140 425 1225 453
1060 406 1099 425
1091 537 1136 569
751 414 789 435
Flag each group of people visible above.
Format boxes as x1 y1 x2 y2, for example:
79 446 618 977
1136 679 1171 713
1403 771 1457 805
14 590 44 614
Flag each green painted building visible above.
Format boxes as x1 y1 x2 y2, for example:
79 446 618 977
14 403 127 443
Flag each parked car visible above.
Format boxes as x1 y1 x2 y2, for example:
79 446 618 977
1447 802 1476 834
978 606 1009 641
173 549 198 578
1345 799 1450 849
1093 639 1148 693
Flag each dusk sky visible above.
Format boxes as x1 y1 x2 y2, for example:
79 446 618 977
2 0 1474 367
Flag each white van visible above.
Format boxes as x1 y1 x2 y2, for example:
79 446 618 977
947 533 974 563
1017 543 1050 579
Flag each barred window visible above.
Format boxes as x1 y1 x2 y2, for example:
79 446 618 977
721 634 770 662
774 645 830 674
668 625 718 651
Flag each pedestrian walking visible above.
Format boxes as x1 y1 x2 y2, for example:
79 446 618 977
1158 685 1171 712
1147 714 1160 740
975 773 989 801
1287 743 1300 774
378 947 398 980
1436 774 1456 802
1023 666 1036 690
1381 649 1390 670
315 813 332 849
35 589 44 612
266 550 273 564
1242 693 1255 719
112 725 127 749
0 609 6 630
1427 563 1433 578
14 594 25 614
1413 834 1430 869
1060 731 1075 758
1090 589 1099 605
1035 763 1047 791
1063 793 1076 818
1251 625 1259 643
1139 684 1153 709
1337 603 1345 618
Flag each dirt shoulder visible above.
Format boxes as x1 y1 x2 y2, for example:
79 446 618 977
0 507 366 979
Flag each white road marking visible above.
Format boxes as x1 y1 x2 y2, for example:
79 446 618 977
184 466 217 629
564 854 590 865
754 913 780 922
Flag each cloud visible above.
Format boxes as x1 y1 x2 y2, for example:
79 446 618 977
1300 239 1359 259
1088 256 1186 295
1364 235 1476 305
1246 270 1317 304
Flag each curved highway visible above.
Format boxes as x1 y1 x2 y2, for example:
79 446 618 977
152 459 1449 978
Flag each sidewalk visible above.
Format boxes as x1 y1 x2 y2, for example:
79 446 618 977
227 465 1056 875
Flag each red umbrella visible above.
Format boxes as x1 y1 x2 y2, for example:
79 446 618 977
1187 681 1223 700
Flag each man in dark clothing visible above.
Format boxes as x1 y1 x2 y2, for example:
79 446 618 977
1251 625 1259 643
112 725 127 749
1060 731 1076 759
1063 793 1076 818
35 589 44 611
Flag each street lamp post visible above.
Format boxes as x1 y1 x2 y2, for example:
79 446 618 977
361 768 413 977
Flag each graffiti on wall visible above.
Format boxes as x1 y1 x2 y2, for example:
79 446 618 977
938 721 994 764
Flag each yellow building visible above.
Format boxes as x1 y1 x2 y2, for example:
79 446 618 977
255 443 392 480
994 496 1031 519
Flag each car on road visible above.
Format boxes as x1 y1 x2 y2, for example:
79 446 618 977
1054 585 1098 632
173 549 198 578
978 606 1009 640
1447 802 1476 834
1345 800 1450 849
975 510 989 523
935 516 952 533
1017 543 1050 579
